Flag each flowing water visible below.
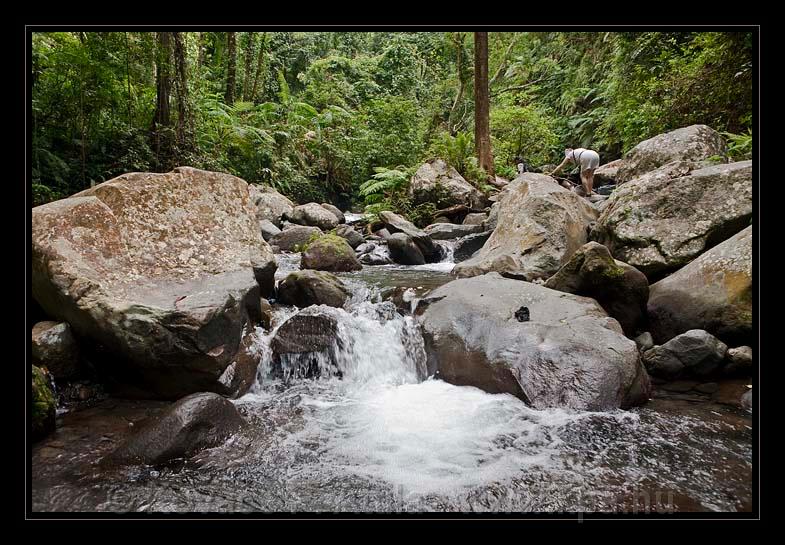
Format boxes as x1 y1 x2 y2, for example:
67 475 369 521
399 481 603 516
31 238 753 513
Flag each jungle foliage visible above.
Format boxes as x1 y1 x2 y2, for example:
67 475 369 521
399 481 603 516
32 31 753 210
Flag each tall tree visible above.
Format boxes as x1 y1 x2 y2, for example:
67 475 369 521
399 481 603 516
241 33 256 101
225 32 237 104
196 32 206 68
250 32 268 103
473 32 494 178
152 31 173 167
172 32 193 159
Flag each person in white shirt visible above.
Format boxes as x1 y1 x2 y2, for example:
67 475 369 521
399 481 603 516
549 147 601 196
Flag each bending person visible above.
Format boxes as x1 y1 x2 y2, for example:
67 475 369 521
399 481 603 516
549 147 601 196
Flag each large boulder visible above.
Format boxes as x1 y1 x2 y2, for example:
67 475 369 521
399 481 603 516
106 392 244 466
387 233 426 265
424 222 484 240
462 213 488 227
32 365 56 441
379 211 441 262
453 174 598 280
301 234 362 272
270 310 341 379
417 273 651 410
333 224 364 249
320 203 346 224
641 329 728 379
259 219 281 242
409 159 486 209
647 226 752 346
453 231 492 263
593 159 623 187
591 161 752 279
248 184 294 228
31 167 276 399
277 270 349 309
31 321 81 380
269 225 323 252
616 125 727 183
289 203 340 231
544 242 649 336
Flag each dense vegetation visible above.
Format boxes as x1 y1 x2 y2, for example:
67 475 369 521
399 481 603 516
32 31 753 212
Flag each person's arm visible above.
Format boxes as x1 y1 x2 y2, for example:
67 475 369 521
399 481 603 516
549 156 570 177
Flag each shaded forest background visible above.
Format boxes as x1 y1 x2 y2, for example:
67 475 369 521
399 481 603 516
31 31 753 213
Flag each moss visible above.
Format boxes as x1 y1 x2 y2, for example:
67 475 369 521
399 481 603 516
32 365 56 440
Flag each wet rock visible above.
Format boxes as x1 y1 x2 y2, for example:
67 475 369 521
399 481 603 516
592 161 751 280
642 329 728 379
409 158 486 209
259 298 273 330
387 233 426 265
359 244 393 265
417 273 650 410
635 332 654 353
301 234 362 272
648 226 752 346
424 222 484 240
355 242 374 255
453 231 492 263
454 174 598 281
277 270 349 309
259 219 281 242
724 346 753 376
375 228 392 240
616 124 727 183
248 184 295 228
106 392 244 466
379 211 441 262
269 225 323 252
462 213 487 227
270 311 341 380
32 365 56 441
544 242 649 336
741 388 752 410
31 167 276 399
31 321 81 380
383 286 418 315
289 203 340 231
333 224 364 249
320 203 345 224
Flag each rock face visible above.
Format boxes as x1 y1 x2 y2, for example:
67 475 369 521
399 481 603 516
453 174 598 280
424 223 484 240
320 203 345 224
417 273 650 410
387 233 426 265
289 203 340 231
269 225 323 252
379 211 441 262
593 159 623 187
647 226 752 346
32 365 56 441
616 125 727 183
248 184 294 228
591 161 752 279
106 392 244 466
333 224 364 248
642 329 728 379
453 231 492 263
277 270 349 309
259 219 281 242
31 321 81 380
544 242 649 336
31 167 276 399
301 234 362 272
409 159 485 209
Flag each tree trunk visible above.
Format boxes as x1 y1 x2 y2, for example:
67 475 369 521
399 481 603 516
152 32 173 169
225 32 237 104
473 32 494 178
242 33 256 101
250 32 268 102
197 32 206 68
172 32 193 160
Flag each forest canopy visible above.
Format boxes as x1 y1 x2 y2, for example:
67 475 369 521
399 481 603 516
31 31 753 210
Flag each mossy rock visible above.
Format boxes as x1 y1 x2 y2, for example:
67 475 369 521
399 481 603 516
32 365 56 441
301 233 362 272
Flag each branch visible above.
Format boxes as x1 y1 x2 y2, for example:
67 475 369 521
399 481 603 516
489 35 520 88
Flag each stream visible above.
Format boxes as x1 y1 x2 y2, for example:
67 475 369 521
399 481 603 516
31 235 753 513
